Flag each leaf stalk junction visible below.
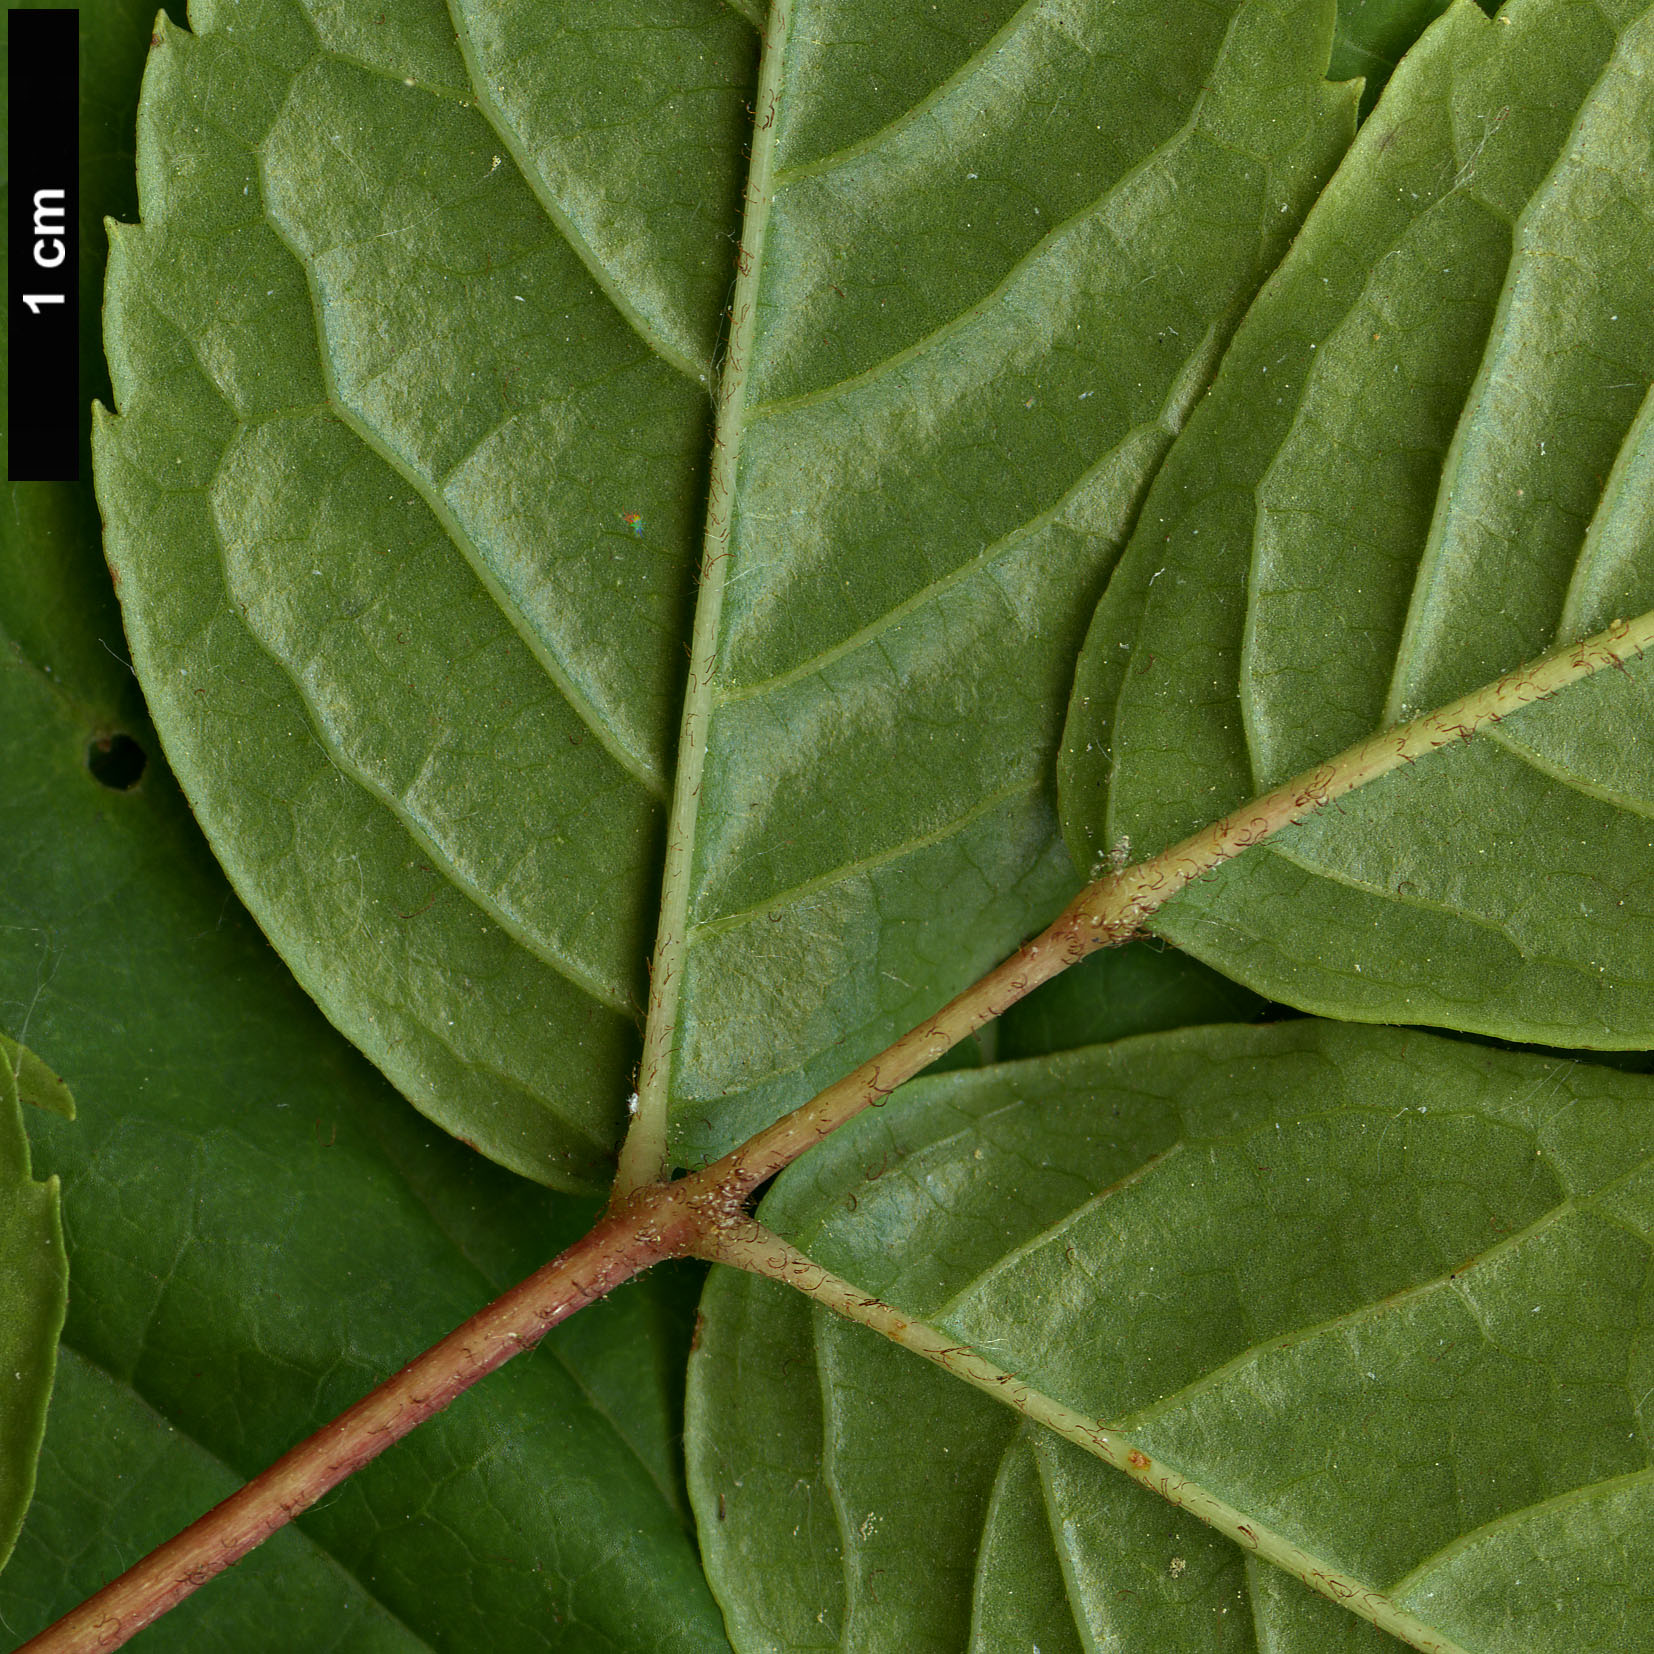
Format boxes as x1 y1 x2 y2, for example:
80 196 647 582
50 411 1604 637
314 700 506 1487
22 608 1654 1654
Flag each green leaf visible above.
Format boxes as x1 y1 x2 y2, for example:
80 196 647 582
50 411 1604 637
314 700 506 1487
0 594 730 1645
1063 0 1654 1049
660 0 1360 1167
996 939 1275 1063
0 1 729 1618
93 0 756 1187
44 0 1654 1646
1329 0 1458 113
0 505 729 1646
0 1037 75 1124
0 1040 70 1580
690 1020 1654 1650
94 0 1363 1184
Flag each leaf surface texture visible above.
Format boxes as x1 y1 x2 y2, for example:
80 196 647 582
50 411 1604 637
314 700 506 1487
96 0 1363 1179
662 0 1357 1161
690 1022 1654 1650
1064 0 1654 1048
96 0 756 1184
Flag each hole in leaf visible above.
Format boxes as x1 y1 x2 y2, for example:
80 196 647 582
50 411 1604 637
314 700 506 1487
87 732 147 791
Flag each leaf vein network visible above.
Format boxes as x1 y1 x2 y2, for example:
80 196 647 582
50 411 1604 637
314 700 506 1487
769 0 1047 188
715 398 1200 710
689 775 1044 943
254 145 672 802
749 39 1245 427
447 10 713 387
195 482 636 1020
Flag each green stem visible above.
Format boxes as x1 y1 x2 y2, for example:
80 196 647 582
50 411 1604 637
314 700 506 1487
706 607 1654 1199
615 0 793 1199
702 1220 1474 1654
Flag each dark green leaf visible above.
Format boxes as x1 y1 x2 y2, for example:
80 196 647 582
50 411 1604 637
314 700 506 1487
0 551 729 1645
1330 0 1457 112
0 1040 69 1580
996 940 1275 1063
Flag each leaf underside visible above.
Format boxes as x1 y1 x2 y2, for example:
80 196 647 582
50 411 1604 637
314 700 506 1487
691 1020 1654 1652
658 0 1358 1166
1064 0 1654 1050
1 3 730 1635
96 0 1365 1187
0 492 730 1648
74 0 1654 1649
96 0 758 1187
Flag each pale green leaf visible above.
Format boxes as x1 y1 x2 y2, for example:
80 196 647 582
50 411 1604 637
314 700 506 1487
1062 0 1654 1048
96 0 1362 1184
662 0 1359 1164
0 1037 74 1123
690 1021 1654 1650
95 0 755 1187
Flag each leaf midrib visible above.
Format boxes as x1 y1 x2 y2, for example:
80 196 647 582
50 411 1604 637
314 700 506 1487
795 1270 1477 1654
629 0 1279 1172
625 0 790 1188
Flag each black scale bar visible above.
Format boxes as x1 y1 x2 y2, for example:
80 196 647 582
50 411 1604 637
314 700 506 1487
8 9 80 483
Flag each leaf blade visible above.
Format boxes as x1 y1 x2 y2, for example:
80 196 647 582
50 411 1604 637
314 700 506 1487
690 1022 1654 1649
95 0 758 1184
661 0 1362 1165
1063 0 1654 1048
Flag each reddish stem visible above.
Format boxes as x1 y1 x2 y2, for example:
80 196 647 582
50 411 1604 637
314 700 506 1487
17 1195 696 1653
28 608 1654 1649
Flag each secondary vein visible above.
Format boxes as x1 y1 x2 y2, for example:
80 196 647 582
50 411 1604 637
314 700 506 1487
257 161 670 803
447 15 712 388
